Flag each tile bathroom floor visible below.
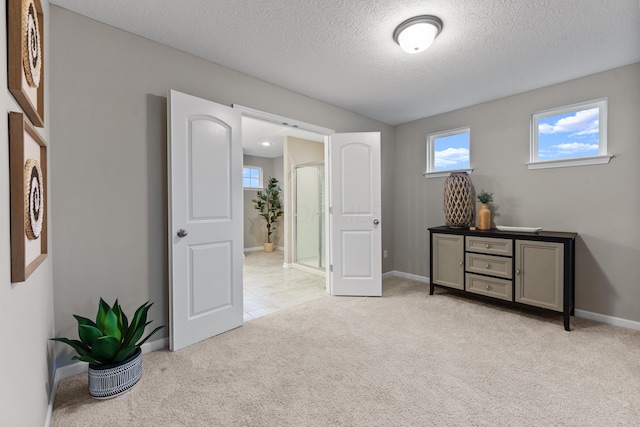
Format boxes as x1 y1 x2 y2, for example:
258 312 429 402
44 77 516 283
243 250 327 322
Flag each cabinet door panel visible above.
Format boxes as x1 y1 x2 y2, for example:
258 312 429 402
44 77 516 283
432 234 464 290
515 240 563 311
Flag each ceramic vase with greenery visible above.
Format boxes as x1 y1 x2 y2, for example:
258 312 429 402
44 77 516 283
477 190 493 230
52 299 164 398
252 177 284 252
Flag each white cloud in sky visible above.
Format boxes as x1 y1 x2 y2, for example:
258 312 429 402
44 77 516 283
553 142 598 154
538 108 599 136
435 147 469 168
538 149 553 159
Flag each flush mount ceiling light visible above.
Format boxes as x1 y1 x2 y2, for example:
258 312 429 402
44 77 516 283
393 15 443 54
261 141 271 146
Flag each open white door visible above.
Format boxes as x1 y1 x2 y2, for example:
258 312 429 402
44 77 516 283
168 90 243 351
329 132 382 296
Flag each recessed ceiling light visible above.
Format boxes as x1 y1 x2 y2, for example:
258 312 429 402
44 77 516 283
261 141 272 146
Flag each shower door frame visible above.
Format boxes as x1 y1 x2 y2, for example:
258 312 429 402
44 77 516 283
292 162 326 274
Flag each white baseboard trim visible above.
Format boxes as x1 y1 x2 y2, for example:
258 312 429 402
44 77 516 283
575 310 640 331
385 270 430 283
45 337 169 427
291 263 326 277
143 337 170 353
244 246 284 252
382 270 395 279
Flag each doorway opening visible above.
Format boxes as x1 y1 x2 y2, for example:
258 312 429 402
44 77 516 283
239 110 332 321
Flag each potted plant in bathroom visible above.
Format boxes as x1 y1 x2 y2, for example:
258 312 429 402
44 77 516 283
252 176 284 252
51 299 164 399
477 190 493 230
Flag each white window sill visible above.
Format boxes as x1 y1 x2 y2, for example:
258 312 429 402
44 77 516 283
526 155 613 170
422 169 474 179
243 187 263 190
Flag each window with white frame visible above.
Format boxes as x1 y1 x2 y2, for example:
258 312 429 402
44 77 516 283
529 98 611 169
425 127 471 177
242 166 262 188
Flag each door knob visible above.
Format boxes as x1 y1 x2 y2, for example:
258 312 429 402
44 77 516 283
373 219 380 225
177 229 188 238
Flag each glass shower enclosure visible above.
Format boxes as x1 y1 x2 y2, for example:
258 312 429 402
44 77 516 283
294 163 325 271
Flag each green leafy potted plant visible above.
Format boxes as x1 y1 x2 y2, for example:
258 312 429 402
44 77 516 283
477 190 493 204
51 299 164 399
477 190 493 230
251 176 284 252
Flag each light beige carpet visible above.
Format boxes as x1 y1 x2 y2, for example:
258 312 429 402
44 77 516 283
52 277 640 426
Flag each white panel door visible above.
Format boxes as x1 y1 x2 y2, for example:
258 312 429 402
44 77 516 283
168 90 243 351
329 132 382 296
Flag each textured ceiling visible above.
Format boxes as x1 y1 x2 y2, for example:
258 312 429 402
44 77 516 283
50 0 640 126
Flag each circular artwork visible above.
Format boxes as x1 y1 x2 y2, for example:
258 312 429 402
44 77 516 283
22 0 41 88
24 158 44 240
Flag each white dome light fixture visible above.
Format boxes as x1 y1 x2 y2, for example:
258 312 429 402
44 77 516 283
393 15 443 54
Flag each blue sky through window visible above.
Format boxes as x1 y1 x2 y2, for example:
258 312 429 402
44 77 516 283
243 167 261 188
537 108 599 160
434 132 470 171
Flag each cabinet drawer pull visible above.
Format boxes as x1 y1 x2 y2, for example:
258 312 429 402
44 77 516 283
516 269 521 275
485 264 491 269
485 244 490 249
486 285 491 290
459 261 463 267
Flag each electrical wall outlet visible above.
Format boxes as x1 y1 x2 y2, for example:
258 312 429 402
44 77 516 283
383 249 388 259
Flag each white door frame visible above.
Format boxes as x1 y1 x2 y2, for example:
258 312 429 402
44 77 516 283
233 104 334 292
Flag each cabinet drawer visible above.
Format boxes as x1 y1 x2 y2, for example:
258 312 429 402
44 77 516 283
466 273 512 301
465 253 512 279
466 236 512 256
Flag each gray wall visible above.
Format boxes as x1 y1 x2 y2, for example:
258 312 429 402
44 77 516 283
0 1 55 425
394 63 640 323
50 6 395 366
243 154 285 249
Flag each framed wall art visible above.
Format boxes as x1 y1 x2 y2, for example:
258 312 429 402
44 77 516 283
8 0 45 127
9 112 48 282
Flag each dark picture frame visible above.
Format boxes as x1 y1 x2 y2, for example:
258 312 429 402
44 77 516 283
9 112 48 282
8 0 45 127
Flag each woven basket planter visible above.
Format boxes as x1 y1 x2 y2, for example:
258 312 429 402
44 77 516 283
443 172 473 228
88 348 142 399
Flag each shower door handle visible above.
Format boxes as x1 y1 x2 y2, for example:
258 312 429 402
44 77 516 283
373 219 380 225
